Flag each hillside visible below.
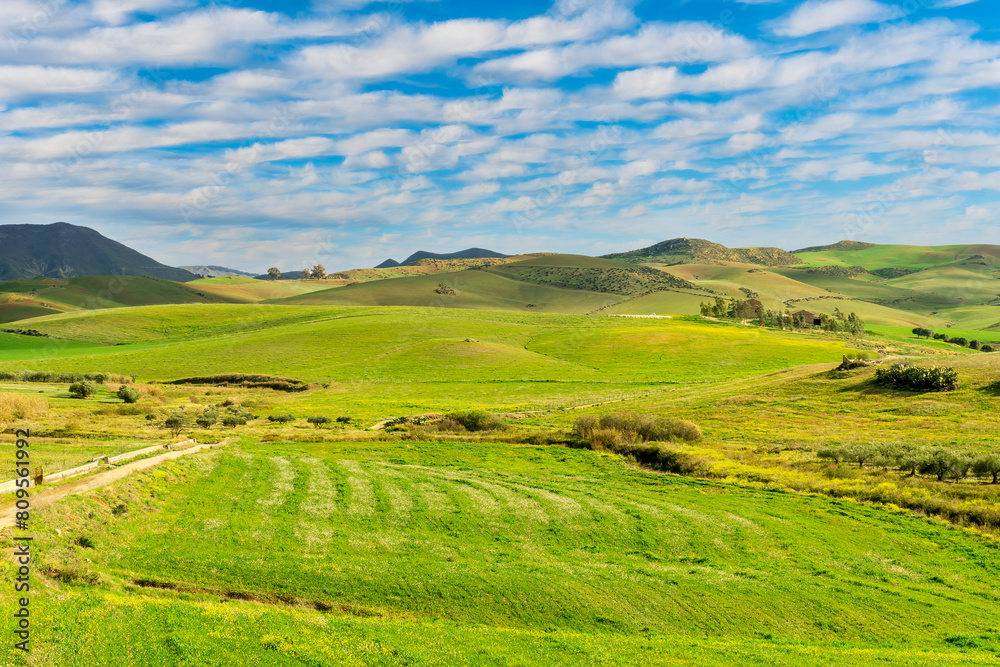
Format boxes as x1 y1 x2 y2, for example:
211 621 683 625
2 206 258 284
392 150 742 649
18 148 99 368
0 275 240 323
0 222 196 282
603 237 802 266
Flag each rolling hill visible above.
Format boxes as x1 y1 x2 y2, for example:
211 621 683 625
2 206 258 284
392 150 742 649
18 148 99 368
0 275 241 323
604 237 802 266
0 222 196 282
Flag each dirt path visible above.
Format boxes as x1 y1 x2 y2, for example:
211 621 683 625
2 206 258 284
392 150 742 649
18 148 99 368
0 440 229 531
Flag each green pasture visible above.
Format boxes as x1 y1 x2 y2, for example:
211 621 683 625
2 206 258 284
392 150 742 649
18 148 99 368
3 441 999 665
792 243 999 269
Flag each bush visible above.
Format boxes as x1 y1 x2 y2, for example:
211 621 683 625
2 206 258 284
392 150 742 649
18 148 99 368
267 414 295 423
446 410 507 432
307 415 332 428
982 345 995 353
932 333 949 341
949 337 968 347
336 416 352 424
874 364 958 392
117 386 140 404
574 411 703 445
195 406 218 428
968 340 982 351
68 380 99 399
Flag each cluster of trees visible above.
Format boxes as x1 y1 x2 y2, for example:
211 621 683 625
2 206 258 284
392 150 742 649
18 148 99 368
301 264 327 280
699 298 864 335
874 364 958 392
817 443 1000 483
267 265 329 280
912 328 994 352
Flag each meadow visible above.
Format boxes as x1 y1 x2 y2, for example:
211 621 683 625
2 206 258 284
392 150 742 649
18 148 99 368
3 439 999 665
2 291 1000 665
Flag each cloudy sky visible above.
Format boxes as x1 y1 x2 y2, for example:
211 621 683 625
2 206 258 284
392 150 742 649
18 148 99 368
1 0 997 272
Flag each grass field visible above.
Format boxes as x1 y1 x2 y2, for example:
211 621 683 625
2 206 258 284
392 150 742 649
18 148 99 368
3 440 999 665
3 290 1000 665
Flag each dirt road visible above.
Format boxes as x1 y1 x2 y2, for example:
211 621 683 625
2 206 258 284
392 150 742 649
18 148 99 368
0 440 228 530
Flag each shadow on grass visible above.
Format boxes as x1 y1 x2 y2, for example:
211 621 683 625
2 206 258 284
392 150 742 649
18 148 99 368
979 381 1000 396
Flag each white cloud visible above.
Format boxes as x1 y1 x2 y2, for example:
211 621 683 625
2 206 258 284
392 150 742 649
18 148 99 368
769 0 903 38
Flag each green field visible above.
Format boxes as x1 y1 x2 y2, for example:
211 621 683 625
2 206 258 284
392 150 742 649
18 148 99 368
3 439 999 665
2 244 1000 665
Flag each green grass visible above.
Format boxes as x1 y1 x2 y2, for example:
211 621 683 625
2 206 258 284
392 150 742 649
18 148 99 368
0 306 857 389
272 270 621 313
793 244 999 269
4 440 999 665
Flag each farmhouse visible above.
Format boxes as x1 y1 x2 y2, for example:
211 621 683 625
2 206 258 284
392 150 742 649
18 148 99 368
791 309 823 326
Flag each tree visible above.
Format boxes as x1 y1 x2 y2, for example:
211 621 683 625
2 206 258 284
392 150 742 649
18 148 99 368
847 312 865 337
711 296 726 318
69 380 98 398
301 267 312 279
307 415 331 428
968 339 982 351
312 264 327 279
982 345 995 353
117 385 140 404
164 413 188 436
972 454 1000 484
267 267 281 281
699 301 712 317
918 449 958 481
911 327 932 338
950 337 968 347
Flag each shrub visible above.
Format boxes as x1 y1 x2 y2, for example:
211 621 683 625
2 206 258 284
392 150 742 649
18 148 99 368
874 364 958 392
267 414 295 423
307 416 332 428
949 337 968 347
574 411 702 445
336 416 352 424
0 392 48 420
68 380 99 399
195 407 218 429
982 345 995 353
932 333 949 341
968 340 982 351
447 410 507 432
117 386 140 404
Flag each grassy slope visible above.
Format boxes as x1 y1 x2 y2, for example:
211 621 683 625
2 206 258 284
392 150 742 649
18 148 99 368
0 306 854 386
793 244 1000 269
271 270 621 313
3 441 998 665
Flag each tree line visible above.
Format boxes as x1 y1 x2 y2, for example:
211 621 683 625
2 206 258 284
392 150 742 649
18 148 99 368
911 327 994 352
699 297 864 335
817 443 1000 483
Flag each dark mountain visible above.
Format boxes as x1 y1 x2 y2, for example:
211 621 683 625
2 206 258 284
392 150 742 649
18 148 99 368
0 222 197 282
602 238 801 267
380 248 507 267
180 265 257 278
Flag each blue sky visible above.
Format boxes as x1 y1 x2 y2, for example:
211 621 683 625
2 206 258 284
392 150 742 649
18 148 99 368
1 0 997 272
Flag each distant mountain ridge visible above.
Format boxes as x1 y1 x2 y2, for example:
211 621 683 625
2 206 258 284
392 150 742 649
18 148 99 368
0 222 196 282
602 238 802 267
376 248 507 268
180 265 257 278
